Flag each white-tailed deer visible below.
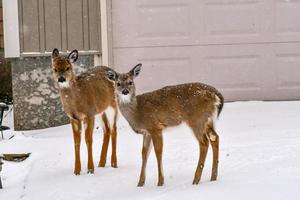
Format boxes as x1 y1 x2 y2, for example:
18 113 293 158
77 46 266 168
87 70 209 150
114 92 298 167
51 48 118 175
106 64 224 186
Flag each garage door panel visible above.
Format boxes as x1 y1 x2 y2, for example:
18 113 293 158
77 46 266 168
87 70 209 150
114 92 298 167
204 0 260 37
112 0 300 101
137 57 192 92
270 43 300 99
195 46 265 101
112 0 196 47
113 45 268 101
276 54 300 90
113 49 194 93
204 55 262 90
113 0 300 48
275 0 300 36
136 3 190 39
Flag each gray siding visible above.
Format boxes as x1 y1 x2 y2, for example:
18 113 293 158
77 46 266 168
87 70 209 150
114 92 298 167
18 0 101 55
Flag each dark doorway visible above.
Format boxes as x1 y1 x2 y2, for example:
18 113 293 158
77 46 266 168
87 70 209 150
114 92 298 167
0 1 12 104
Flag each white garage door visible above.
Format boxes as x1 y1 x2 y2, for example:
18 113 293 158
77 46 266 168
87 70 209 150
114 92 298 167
111 0 300 101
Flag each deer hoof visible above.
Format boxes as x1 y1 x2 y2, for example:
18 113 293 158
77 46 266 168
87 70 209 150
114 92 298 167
87 169 94 174
157 182 164 187
98 160 106 167
74 170 81 175
157 179 164 186
192 179 200 185
137 180 145 187
157 176 165 186
111 161 118 168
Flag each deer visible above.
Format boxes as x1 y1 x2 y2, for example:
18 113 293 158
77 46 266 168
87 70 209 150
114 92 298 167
105 63 224 186
51 48 118 175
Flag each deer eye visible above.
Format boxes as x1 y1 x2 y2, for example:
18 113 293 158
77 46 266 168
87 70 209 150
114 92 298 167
66 67 70 71
117 82 121 87
54 69 58 72
129 81 133 85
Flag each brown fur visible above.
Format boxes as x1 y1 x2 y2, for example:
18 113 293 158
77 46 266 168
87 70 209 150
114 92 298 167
51 49 118 175
106 64 224 186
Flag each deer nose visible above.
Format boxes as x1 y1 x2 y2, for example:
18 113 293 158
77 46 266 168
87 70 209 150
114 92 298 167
58 76 66 83
122 89 129 95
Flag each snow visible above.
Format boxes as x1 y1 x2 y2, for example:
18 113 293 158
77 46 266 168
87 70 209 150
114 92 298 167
1 101 300 200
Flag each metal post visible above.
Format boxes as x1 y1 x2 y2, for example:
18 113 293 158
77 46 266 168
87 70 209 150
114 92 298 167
0 156 3 189
0 108 4 139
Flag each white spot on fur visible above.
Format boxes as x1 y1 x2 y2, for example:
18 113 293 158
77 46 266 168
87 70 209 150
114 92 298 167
99 106 117 130
209 132 217 141
58 81 70 88
73 121 80 131
209 110 218 128
210 94 221 127
82 121 87 132
118 94 131 104
105 106 116 129
215 95 221 108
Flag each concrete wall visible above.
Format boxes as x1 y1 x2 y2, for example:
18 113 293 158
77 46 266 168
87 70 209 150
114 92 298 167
11 55 94 130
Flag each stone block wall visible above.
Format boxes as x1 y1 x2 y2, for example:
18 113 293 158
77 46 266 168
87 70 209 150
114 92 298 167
11 55 94 130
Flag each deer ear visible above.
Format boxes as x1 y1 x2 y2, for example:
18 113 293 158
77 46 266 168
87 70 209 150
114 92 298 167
129 63 142 78
106 68 117 81
68 50 79 63
52 48 59 59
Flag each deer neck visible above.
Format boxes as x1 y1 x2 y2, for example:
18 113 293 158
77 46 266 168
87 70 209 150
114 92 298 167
117 95 142 133
118 95 138 118
58 76 76 91
58 78 78 101
58 78 82 119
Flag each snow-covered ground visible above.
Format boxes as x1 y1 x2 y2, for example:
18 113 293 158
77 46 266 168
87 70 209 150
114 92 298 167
1 101 300 200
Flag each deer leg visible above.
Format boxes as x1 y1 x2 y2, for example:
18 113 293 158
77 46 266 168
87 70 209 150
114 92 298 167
193 132 209 185
137 133 152 187
111 120 118 168
209 129 219 181
84 117 95 173
152 131 164 186
71 119 82 175
99 113 111 167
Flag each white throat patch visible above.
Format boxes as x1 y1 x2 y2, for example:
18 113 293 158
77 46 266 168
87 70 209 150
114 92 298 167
58 81 70 88
118 94 131 104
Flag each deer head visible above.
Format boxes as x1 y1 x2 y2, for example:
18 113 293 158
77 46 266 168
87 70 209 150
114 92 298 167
51 48 78 88
106 63 142 104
